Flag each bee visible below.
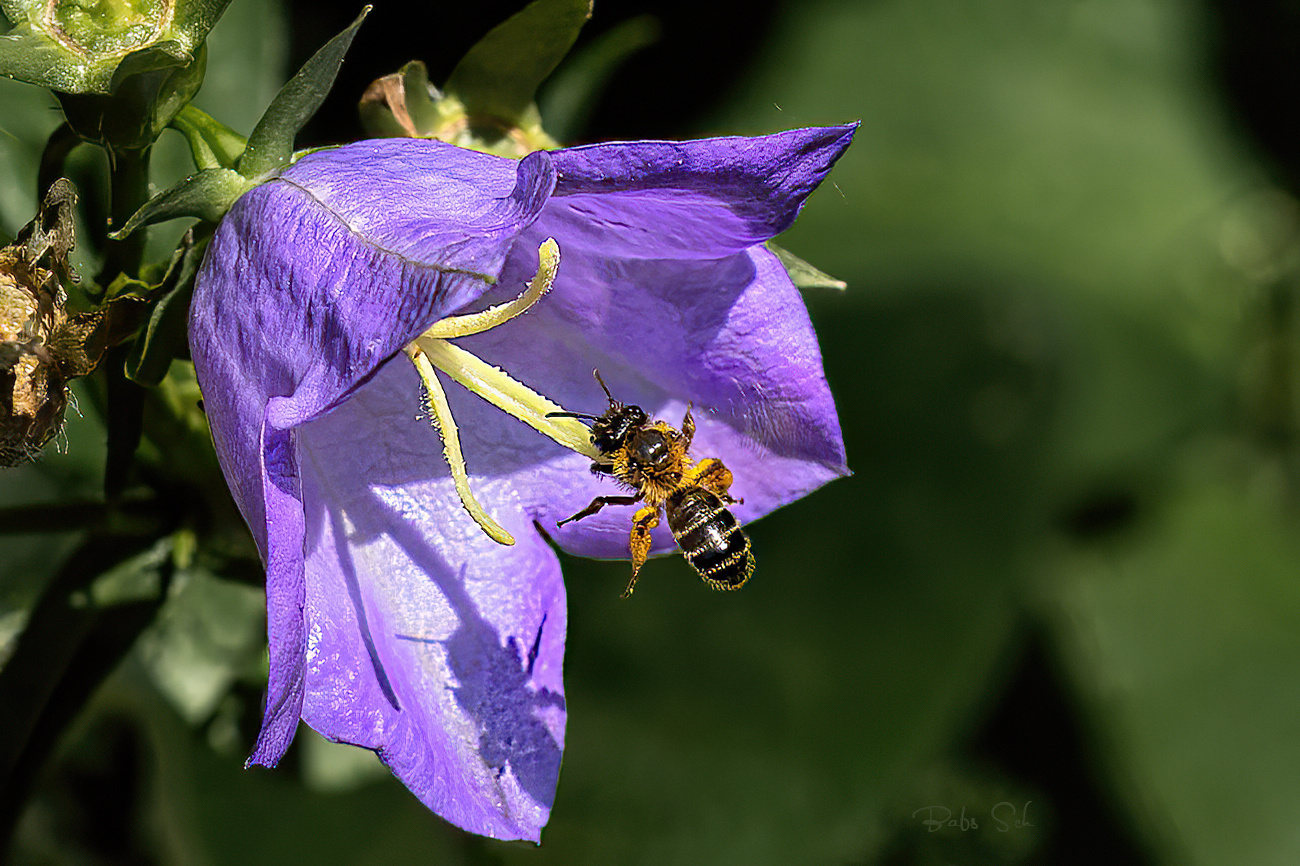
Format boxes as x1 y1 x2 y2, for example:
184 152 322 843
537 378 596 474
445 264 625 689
548 371 754 597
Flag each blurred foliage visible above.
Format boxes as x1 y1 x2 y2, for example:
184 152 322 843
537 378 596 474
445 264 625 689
6 0 1300 864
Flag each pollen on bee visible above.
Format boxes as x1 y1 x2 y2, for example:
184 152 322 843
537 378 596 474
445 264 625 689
549 374 753 596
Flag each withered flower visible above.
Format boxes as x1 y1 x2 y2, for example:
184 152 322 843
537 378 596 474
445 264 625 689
0 180 104 467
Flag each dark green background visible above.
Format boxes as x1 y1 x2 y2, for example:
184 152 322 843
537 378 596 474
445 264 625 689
4 0 1299 863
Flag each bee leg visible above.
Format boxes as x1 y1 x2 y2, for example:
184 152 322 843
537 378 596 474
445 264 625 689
685 457 738 502
589 461 617 477
557 493 642 527
681 402 695 450
623 505 661 597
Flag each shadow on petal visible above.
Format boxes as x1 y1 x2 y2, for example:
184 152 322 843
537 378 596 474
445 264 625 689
394 614 566 808
379 508 566 810
328 505 402 712
298 394 566 838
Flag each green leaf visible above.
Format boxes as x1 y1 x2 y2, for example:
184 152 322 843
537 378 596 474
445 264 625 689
136 566 267 724
237 6 369 179
0 531 173 848
767 241 847 290
444 0 592 127
0 0 231 95
537 13 659 141
124 230 207 386
111 168 251 238
1052 468 1300 866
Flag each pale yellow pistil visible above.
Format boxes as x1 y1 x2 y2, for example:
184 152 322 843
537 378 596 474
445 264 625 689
404 238 598 545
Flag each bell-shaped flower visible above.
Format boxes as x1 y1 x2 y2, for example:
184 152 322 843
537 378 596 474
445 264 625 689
188 124 855 841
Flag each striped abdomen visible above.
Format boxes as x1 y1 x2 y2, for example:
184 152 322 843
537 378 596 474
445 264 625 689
666 487 754 590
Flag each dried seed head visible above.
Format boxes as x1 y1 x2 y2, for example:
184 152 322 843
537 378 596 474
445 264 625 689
0 180 104 468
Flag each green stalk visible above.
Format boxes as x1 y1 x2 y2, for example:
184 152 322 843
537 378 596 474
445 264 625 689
36 124 80 208
96 147 153 498
98 146 153 288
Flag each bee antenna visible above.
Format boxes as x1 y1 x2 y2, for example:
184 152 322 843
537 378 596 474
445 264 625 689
546 411 599 421
592 369 616 404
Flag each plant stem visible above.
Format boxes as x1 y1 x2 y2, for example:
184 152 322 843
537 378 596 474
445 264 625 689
36 124 80 207
98 146 152 288
97 147 153 498
0 531 173 860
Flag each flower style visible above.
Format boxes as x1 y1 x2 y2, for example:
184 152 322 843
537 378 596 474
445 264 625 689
188 124 856 840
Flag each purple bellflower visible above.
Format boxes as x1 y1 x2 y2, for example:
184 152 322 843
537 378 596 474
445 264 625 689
188 124 856 840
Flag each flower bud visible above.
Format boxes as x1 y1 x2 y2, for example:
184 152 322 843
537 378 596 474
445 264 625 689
359 60 557 157
0 0 224 92
1 0 224 149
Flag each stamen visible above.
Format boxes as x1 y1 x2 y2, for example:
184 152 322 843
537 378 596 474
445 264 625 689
405 343 516 546
413 336 599 460
404 238 599 546
422 238 560 339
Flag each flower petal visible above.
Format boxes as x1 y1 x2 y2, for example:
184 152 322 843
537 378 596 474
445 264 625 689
188 125 854 832
395 128 856 567
544 124 857 259
283 140 556 277
245 424 308 767
190 142 557 772
294 363 566 841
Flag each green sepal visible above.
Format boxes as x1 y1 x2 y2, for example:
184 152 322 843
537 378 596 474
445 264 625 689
170 103 247 170
0 0 230 95
108 7 367 234
767 242 848 290
111 168 251 239
444 0 592 128
124 229 207 386
358 60 439 139
237 6 370 180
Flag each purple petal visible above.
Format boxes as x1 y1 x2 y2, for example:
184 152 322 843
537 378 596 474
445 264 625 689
190 142 556 770
201 143 555 436
245 425 308 767
545 124 857 258
284 141 556 278
188 125 855 834
297 363 566 841
428 127 856 562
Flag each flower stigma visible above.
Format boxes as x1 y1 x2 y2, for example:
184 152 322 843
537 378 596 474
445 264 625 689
404 238 599 545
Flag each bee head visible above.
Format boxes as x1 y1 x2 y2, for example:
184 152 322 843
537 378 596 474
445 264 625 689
590 403 649 454
546 369 653 456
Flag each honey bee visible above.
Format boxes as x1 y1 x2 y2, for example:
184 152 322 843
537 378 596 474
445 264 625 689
549 371 754 597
